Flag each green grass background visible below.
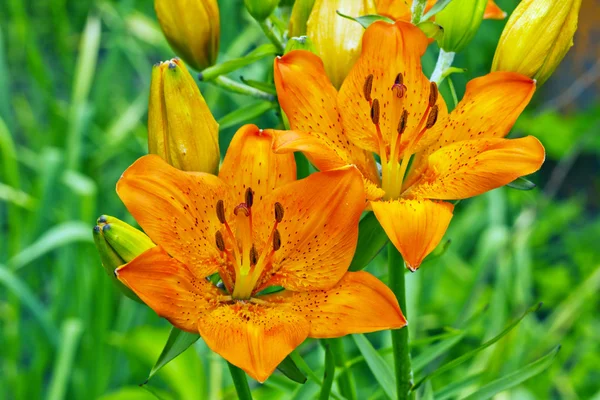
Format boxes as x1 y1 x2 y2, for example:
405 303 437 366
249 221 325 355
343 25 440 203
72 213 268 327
1 0 599 399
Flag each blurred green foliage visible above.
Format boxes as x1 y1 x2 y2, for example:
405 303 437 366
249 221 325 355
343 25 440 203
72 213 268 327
0 0 598 399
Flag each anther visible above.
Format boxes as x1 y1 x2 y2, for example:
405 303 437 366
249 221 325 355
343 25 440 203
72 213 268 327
250 245 258 265
428 82 438 107
426 105 439 129
395 73 403 85
370 99 380 125
245 188 254 208
363 74 374 102
397 109 408 135
215 231 225 251
273 229 282 251
216 200 226 223
274 202 284 222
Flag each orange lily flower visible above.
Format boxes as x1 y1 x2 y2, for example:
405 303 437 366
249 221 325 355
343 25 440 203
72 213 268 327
272 21 545 271
375 0 506 22
114 124 406 382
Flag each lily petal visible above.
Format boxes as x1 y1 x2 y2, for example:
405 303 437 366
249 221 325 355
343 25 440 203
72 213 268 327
484 0 506 20
117 154 232 278
371 199 454 271
116 246 224 332
338 20 444 157
407 136 546 200
197 302 309 383
253 167 366 292
263 271 406 337
273 51 380 186
219 124 296 203
375 0 412 22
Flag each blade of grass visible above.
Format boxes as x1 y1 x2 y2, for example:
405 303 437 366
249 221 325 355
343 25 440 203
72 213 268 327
353 334 395 400
319 343 335 400
46 319 84 400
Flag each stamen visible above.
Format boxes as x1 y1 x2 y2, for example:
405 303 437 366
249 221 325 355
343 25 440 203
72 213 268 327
363 74 374 102
395 73 403 85
245 188 254 208
216 200 226 223
215 231 225 251
273 229 281 251
250 245 258 265
426 105 439 129
274 202 284 222
397 109 408 135
428 82 438 107
370 99 380 125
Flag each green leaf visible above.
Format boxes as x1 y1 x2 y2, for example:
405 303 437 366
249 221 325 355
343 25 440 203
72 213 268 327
349 212 388 271
507 177 537 191
422 0 453 21
462 346 561 400
412 332 466 373
417 21 444 40
435 373 484 400
200 44 278 81
335 11 393 29
240 77 277 95
217 101 276 130
147 328 200 381
412 303 542 390
277 355 307 384
353 334 396 400
319 344 335 400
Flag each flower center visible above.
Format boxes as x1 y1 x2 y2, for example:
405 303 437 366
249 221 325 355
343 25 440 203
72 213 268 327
214 188 284 299
363 74 439 199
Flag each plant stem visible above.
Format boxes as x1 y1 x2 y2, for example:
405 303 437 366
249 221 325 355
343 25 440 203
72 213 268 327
259 19 284 53
210 76 275 101
227 362 253 400
430 49 456 84
328 338 357 400
388 243 413 399
411 0 428 24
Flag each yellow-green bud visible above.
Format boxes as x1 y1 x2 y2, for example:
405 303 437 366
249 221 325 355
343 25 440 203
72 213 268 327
289 0 316 37
93 215 154 302
154 0 220 71
491 0 582 85
148 58 220 173
244 0 280 21
435 0 487 53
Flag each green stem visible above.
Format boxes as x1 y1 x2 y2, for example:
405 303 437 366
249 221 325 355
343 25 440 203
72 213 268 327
259 20 284 53
211 76 275 101
447 77 459 108
328 338 357 400
411 0 428 24
430 49 456 84
227 362 253 400
388 243 413 399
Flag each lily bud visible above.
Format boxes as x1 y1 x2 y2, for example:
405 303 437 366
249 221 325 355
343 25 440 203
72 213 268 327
307 0 376 88
289 0 316 37
149 58 220 173
435 0 487 53
154 0 220 71
491 0 582 85
93 215 155 302
244 0 280 21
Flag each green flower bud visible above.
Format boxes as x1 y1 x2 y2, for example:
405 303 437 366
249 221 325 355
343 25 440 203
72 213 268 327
435 0 487 53
244 0 280 21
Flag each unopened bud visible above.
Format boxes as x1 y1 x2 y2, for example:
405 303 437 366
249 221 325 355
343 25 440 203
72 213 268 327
244 0 280 21
435 0 487 53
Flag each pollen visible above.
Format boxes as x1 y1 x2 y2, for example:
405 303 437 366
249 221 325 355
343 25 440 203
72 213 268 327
245 188 254 208
429 82 438 107
370 99 380 125
274 202 284 222
426 105 439 129
273 229 282 251
250 245 258 265
216 200 226 223
363 74 374 102
215 231 225 251
397 109 408 135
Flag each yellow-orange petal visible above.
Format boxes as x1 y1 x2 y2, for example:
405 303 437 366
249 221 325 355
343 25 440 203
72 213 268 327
263 271 406 337
270 129 384 200
197 302 309 382
252 167 366 293
338 20 445 159
218 124 296 203
484 0 506 20
371 199 454 271
408 136 546 200
116 246 224 332
117 154 232 278
375 0 412 21
273 51 380 185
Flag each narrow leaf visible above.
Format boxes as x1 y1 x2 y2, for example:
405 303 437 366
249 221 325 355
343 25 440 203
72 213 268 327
412 332 466 373
349 212 388 271
507 177 537 191
435 373 484 400
277 355 307 384
422 0 453 21
353 334 396 400
335 11 393 29
462 346 560 400
217 101 276 130
240 77 277 95
147 327 200 381
200 44 278 81
319 344 335 400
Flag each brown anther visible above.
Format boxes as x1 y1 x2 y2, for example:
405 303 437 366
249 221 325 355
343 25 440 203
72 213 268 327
215 231 225 251
426 105 439 129
234 204 250 217
273 229 281 251
274 202 284 222
397 109 408 135
216 200 226 223
428 82 438 107
370 99 380 125
245 188 254 208
395 73 404 85
363 74 374 102
250 245 258 264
